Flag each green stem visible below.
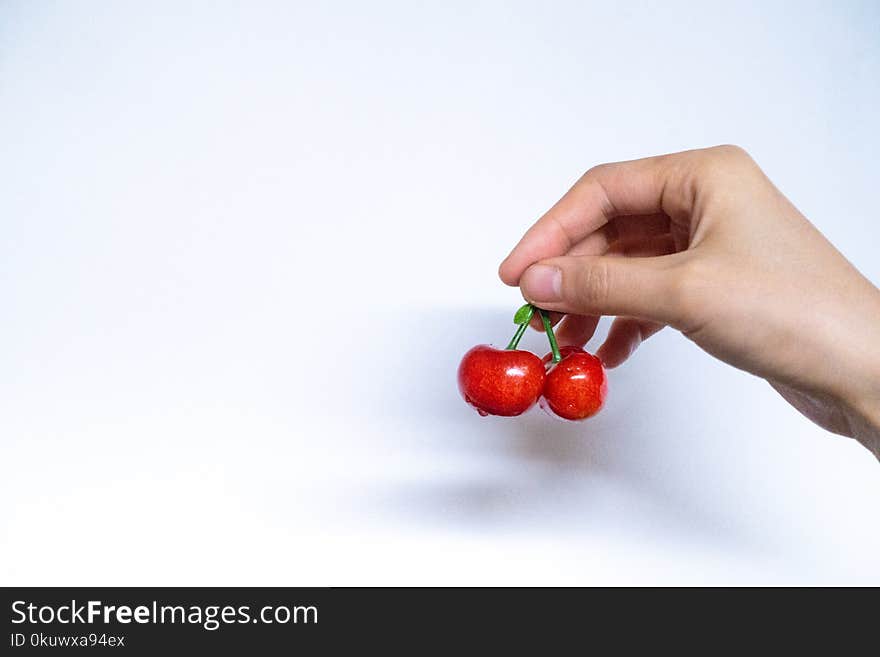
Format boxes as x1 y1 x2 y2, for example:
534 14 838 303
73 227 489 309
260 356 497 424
539 308 562 363
506 322 528 350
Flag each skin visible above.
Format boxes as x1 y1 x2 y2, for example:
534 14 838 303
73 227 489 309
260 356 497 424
499 146 880 460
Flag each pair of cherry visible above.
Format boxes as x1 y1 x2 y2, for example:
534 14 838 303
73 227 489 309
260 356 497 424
457 304 607 421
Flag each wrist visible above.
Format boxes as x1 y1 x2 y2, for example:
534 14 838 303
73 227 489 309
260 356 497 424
837 339 880 458
830 285 880 460
842 393 880 461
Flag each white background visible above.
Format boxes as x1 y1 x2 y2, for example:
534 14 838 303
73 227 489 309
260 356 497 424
2 1 879 585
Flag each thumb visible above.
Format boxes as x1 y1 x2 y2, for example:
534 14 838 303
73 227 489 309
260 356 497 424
519 255 686 325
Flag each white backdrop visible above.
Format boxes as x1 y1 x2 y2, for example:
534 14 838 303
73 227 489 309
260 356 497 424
2 1 879 585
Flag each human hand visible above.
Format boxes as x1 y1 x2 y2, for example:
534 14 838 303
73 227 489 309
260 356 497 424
499 146 880 458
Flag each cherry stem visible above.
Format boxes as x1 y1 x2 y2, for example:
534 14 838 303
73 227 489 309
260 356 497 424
539 308 562 363
506 322 528 350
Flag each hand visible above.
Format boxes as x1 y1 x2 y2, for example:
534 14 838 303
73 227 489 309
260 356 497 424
499 146 880 458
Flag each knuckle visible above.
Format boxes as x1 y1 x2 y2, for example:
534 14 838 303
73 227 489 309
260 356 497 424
697 144 755 178
712 143 751 162
581 162 612 180
573 260 612 309
578 163 616 216
666 258 712 325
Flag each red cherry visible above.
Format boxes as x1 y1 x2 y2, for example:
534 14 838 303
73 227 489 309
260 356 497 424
540 348 607 421
541 345 587 367
458 345 546 417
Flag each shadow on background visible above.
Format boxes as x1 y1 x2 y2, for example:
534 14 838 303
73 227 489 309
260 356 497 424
354 306 769 553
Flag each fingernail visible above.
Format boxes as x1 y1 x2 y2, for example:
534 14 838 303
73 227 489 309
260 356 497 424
521 265 561 302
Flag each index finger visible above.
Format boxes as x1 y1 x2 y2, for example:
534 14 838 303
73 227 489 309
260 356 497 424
498 150 691 286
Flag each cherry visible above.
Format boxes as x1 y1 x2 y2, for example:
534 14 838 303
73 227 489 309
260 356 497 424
458 345 545 416
540 347 607 421
541 345 587 365
457 303 607 420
